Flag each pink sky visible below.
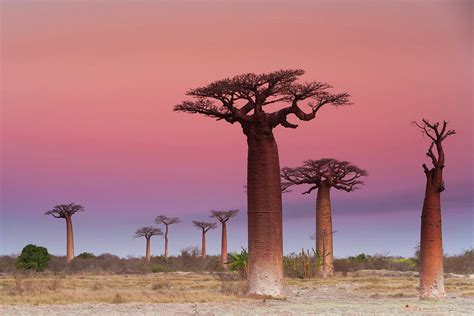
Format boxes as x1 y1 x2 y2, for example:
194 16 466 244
1 0 472 257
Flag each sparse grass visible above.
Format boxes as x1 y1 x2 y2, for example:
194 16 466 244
1 273 473 305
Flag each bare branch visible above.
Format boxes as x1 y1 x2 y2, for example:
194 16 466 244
45 203 84 219
134 226 163 239
192 221 217 233
155 215 181 226
210 209 239 223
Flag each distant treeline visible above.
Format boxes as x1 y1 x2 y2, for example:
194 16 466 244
0 247 472 277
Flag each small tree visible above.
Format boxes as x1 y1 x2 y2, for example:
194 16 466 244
282 159 367 278
45 203 84 264
134 226 163 262
210 209 239 269
155 215 181 258
413 119 455 300
16 244 51 272
192 221 217 258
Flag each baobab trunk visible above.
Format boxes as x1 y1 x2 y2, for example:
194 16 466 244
419 168 445 299
65 216 74 264
221 222 228 269
202 231 207 259
316 185 334 278
247 133 284 297
145 238 151 263
164 225 169 258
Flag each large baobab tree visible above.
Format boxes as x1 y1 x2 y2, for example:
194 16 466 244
210 209 239 268
192 221 217 259
282 159 367 278
413 119 455 300
45 203 84 264
174 69 350 296
155 215 181 258
134 226 163 263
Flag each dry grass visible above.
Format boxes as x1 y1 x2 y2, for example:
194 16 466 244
0 272 250 305
1 273 473 305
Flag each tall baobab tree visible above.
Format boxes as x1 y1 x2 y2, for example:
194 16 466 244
174 69 350 296
155 215 181 258
192 221 217 259
134 226 163 263
45 203 84 264
210 209 239 268
413 119 455 300
282 159 367 278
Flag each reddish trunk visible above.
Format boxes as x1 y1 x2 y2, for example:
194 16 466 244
202 230 207 259
145 238 151 263
65 216 74 264
419 168 445 299
247 133 284 297
316 184 334 278
164 225 169 258
221 222 228 269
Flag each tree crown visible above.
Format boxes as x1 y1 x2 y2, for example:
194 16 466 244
412 119 455 174
45 203 84 219
134 226 163 239
281 158 367 193
155 215 181 226
210 209 239 223
174 69 350 135
192 221 217 233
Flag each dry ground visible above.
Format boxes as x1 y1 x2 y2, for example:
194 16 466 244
1 272 473 315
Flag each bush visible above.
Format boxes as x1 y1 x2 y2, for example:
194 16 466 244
226 248 248 278
77 252 96 259
16 244 51 272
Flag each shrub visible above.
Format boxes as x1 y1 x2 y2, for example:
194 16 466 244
16 244 51 272
226 248 248 278
77 252 96 259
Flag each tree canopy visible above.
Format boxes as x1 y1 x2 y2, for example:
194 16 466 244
281 158 368 193
210 209 239 223
45 203 84 219
174 69 351 135
134 226 163 239
155 215 181 226
192 221 217 232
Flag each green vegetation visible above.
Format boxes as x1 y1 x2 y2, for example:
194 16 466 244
15 244 51 272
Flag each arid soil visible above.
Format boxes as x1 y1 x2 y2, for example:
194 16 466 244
1 272 473 315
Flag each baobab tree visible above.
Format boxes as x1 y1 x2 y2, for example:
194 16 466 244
155 215 181 258
210 209 239 268
282 159 367 278
45 203 84 264
413 119 455 300
134 226 162 263
174 69 350 296
192 221 217 259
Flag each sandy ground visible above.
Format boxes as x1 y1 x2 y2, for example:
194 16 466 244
1 273 473 315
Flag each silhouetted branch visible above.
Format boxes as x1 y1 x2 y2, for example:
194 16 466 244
134 226 163 240
155 215 181 226
45 203 84 219
192 221 217 233
210 209 239 223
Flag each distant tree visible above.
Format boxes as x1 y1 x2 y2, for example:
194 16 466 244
282 159 367 278
175 69 350 297
210 209 239 268
134 226 163 262
16 244 51 272
192 221 217 258
155 215 181 258
45 203 84 263
413 119 455 300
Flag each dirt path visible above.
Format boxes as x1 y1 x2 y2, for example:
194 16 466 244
2 283 473 315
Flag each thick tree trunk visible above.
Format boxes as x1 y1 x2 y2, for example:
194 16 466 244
221 222 228 269
164 225 169 258
145 238 151 263
316 184 334 278
419 169 445 300
202 231 207 259
65 216 74 264
247 133 284 297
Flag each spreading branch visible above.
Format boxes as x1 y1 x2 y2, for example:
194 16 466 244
174 69 351 132
192 221 217 233
412 119 456 171
155 215 181 226
281 158 368 193
45 203 84 219
134 226 163 240
210 209 239 223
